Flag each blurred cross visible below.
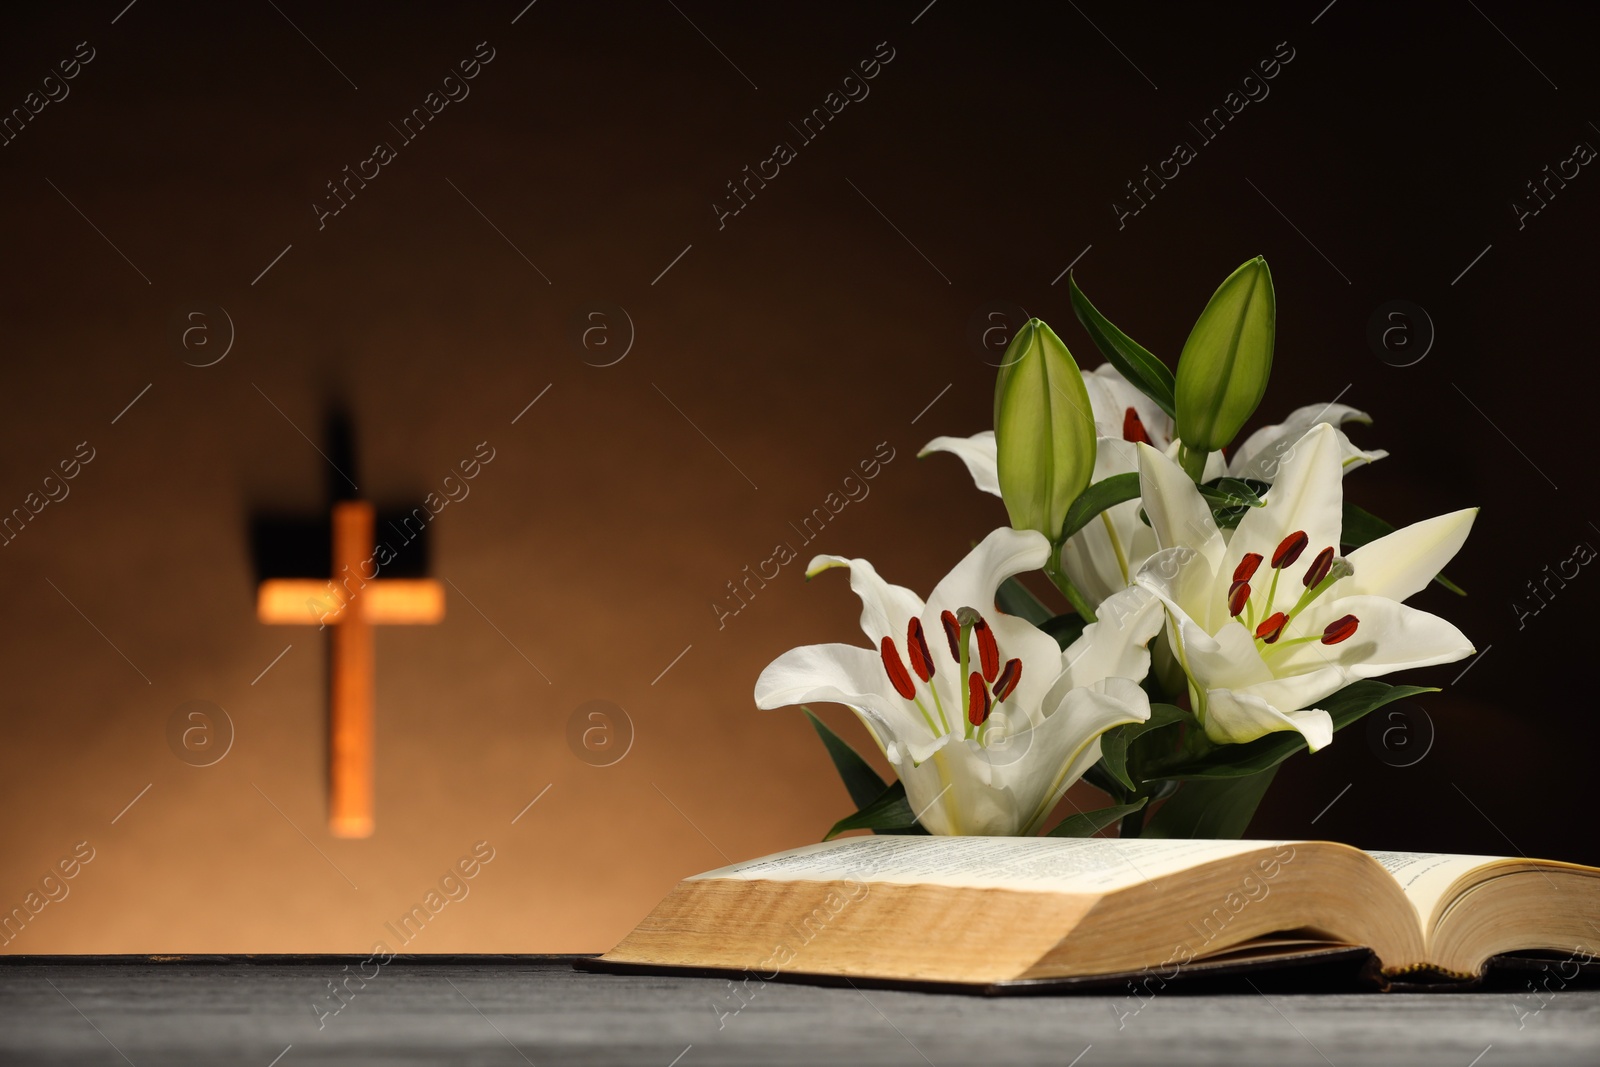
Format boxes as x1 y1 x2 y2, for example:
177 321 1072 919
256 501 444 837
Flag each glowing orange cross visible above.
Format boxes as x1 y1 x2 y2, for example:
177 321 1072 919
256 501 444 838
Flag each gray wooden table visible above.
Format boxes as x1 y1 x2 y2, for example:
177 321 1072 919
2 956 1597 1065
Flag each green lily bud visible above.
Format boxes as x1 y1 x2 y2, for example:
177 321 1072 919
993 318 1097 540
1175 256 1276 458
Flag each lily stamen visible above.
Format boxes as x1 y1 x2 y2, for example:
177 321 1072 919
966 671 991 726
875 601 1035 743
939 610 961 660
880 636 915 699
881 631 947 736
906 618 935 682
1286 555 1354 620
994 658 1022 701
1254 611 1288 644
1122 406 1151 445
908 618 954 733
1259 531 1306 621
881 636 943 736
1303 546 1335 588
1232 553 1265 628
1272 530 1309 569
1322 615 1360 645
974 618 1000 682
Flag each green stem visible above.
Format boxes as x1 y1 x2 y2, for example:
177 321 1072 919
926 677 953 736
1044 548 1097 623
1152 635 1188 703
1119 803 1146 839
957 621 972 740
1177 442 1209 483
1263 566 1282 621
911 696 941 737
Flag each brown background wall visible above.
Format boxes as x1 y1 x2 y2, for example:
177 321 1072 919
1 1 1594 954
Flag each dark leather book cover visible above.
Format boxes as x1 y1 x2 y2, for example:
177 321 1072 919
574 945 1378 997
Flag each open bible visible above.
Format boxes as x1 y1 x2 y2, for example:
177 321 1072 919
583 837 1600 992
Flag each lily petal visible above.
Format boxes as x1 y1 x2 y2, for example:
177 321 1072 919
920 528 1057 708
893 734 976 835
754 641 942 762
1053 585 1164 693
1311 594 1474 677
1232 665 1350 722
1344 508 1477 603
923 526 1053 623
1136 441 1228 573
1175 618 1274 693
1017 676 1152 835
806 554 925 647
1137 545 1229 640
919 431 1000 496
1230 403 1379 481
1229 423 1345 591
1204 687 1335 751
1338 438 1389 474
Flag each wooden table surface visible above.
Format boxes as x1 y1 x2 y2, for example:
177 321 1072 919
2 956 1597 1066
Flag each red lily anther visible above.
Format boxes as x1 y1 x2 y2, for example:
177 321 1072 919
1321 615 1360 645
974 617 999 682
994 658 1022 701
967 671 992 726
1272 531 1309 570
1254 612 1289 644
1228 579 1251 617
940 609 962 660
1303 546 1336 588
1122 407 1151 445
881 636 916 700
906 618 935 682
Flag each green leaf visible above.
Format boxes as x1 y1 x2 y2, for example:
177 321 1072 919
1100 703 1193 792
1058 472 1141 542
1341 502 1465 595
1199 477 1267 509
823 780 931 840
1150 681 1437 781
1045 798 1147 837
1174 257 1275 453
1082 760 1128 802
803 707 887 811
1199 476 1268 531
1339 500 1393 548
1069 274 1176 418
996 577 1052 625
1041 613 1088 651
1142 768 1278 838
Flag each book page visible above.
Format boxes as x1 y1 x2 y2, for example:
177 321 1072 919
692 836 1295 894
1364 851 1503 929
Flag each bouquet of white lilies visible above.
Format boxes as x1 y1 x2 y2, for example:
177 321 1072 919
756 257 1476 840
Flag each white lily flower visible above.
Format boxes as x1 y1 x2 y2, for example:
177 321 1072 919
1132 422 1475 751
920 365 1388 605
754 527 1164 836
